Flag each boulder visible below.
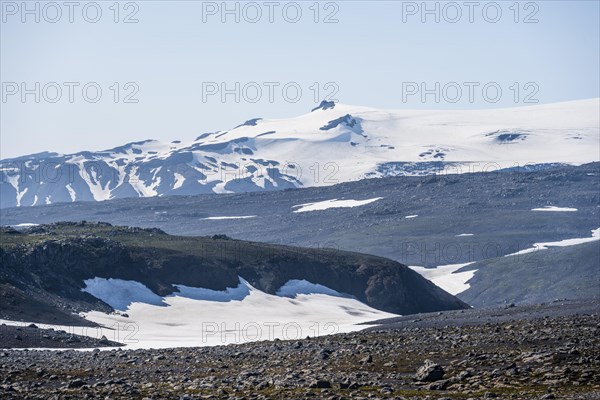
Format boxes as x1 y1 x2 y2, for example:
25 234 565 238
415 359 444 382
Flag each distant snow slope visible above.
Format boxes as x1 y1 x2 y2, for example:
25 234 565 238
411 228 600 295
1 99 599 207
409 263 476 296
505 228 600 256
77 277 396 349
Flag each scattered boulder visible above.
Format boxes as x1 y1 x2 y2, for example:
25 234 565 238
359 354 373 364
309 379 331 389
415 359 445 382
67 379 85 388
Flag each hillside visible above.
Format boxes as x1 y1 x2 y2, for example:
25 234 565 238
457 240 600 307
0 222 469 327
3 163 597 309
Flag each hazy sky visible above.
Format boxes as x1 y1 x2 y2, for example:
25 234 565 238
1 0 599 158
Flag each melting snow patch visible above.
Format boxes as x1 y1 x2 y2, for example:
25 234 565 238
173 280 250 302
292 197 382 213
506 228 600 257
79 277 397 348
404 215 418 219
173 173 185 190
82 278 167 311
531 206 578 212
10 223 39 228
456 233 474 237
202 215 257 220
410 263 476 296
65 184 77 202
276 279 346 298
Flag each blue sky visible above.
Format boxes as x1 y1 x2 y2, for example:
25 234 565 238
1 0 599 158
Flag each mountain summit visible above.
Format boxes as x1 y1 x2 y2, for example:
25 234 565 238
1 99 598 208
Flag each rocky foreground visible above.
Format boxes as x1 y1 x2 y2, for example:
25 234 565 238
0 324 122 349
1 301 599 399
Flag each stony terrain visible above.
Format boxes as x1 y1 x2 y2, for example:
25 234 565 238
1 300 598 399
0 324 122 349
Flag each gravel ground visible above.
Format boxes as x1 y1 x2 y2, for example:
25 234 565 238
1 300 598 399
0 324 123 349
365 299 600 330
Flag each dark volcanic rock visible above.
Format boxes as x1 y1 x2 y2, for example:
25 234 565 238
0 223 469 324
415 359 445 381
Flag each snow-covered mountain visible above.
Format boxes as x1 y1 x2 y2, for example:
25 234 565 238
2 99 598 208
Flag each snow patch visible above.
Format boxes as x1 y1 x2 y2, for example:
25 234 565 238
276 279 345 298
412 229 600 295
76 162 112 201
404 215 418 219
79 277 397 348
9 223 39 228
15 187 28 207
65 184 77 202
202 215 256 220
173 173 185 190
82 278 167 311
410 263 476 295
531 206 578 212
128 166 159 197
506 228 600 257
293 197 382 213
212 181 233 194
456 233 474 237
173 280 250 302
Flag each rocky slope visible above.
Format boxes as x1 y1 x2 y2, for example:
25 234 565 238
0 324 122 349
457 241 600 307
1 300 598 399
0 222 469 324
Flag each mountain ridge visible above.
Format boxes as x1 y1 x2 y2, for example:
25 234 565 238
1 99 598 208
